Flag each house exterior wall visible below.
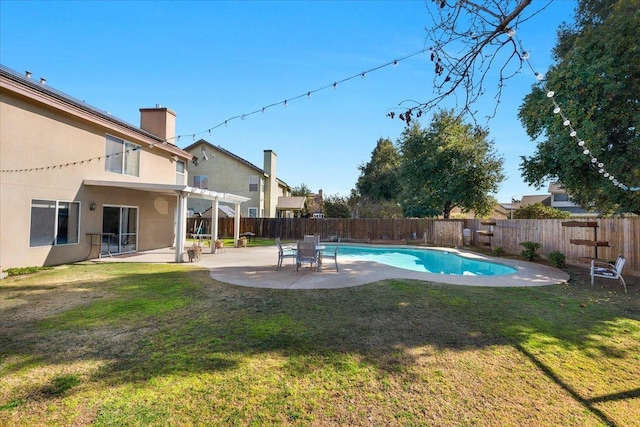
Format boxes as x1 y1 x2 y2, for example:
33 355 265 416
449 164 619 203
0 69 191 269
185 142 265 217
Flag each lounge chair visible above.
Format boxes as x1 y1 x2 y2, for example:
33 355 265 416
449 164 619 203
276 237 296 270
590 255 627 293
296 241 319 272
319 240 339 272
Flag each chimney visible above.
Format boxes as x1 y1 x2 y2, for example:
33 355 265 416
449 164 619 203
264 150 278 217
139 106 176 141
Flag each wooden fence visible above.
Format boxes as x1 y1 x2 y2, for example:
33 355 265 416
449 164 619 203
186 217 639 275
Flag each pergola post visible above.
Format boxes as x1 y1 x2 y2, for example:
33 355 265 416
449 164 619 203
175 192 188 263
211 198 219 253
234 202 241 247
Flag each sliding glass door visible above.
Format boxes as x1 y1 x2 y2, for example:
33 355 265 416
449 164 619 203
102 206 138 255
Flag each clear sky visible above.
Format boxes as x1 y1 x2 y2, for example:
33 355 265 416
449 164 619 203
0 0 577 203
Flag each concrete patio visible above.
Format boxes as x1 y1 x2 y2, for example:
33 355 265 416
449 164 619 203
95 244 570 290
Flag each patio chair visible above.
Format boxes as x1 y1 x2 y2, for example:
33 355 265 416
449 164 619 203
590 255 627 293
276 237 296 270
303 235 320 244
296 241 319 272
319 239 339 272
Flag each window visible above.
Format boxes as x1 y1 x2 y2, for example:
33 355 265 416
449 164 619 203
249 175 259 192
248 207 258 218
105 134 140 176
194 175 208 189
554 194 569 202
176 160 185 185
30 199 80 247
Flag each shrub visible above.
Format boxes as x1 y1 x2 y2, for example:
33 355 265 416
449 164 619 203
492 247 506 257
520 241 541 261
548 251 566 268
512 202 571 219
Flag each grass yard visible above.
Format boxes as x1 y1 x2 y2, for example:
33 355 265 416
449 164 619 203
1 263 638 426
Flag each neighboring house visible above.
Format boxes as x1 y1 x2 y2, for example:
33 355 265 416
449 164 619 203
276 196 307 218
548 182 598 216
308 189 325 218
513 182 598 217
0 65 247 269
449 203 511 220
183 139 293 218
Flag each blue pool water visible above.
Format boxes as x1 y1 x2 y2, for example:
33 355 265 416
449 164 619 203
322 245 517 276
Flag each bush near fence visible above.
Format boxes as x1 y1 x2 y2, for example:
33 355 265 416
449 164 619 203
187 217 639 276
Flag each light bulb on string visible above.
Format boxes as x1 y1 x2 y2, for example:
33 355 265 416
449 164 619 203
553 107 561 114
523 51 530 59
507 28 516 37
563 119 571 126
583 149 590 155
578 140 585 146
598 163 603 168
547 91 554 97
393 60 398 67
536 73 543 81
570 130 577 137
604 173 609 177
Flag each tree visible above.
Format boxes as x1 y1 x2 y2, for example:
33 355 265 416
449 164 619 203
512 202 570 219
356 138 401 202
518 0 640 215
291 183 312 197
398 109 505 218
323 194 352 218
388 0 543 124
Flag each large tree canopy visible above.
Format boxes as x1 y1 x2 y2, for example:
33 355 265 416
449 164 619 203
518 0 640 214
398 109 505 218
355 138 401 202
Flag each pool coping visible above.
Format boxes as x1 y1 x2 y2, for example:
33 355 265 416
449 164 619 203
99 244 570 289
205 244 570 289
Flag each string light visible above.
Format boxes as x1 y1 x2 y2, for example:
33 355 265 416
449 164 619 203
157 47 428 144
2 48 428 175
516 35 637 192
1 147 141 173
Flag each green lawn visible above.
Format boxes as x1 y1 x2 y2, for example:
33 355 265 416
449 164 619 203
1 263 638 426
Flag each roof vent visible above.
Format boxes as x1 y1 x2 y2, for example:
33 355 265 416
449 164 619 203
25 71 32 78
40 77 46 85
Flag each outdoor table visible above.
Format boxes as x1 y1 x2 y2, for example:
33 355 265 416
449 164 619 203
240 232 255 242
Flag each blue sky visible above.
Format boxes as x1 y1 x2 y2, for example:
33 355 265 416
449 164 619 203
0 0 577 203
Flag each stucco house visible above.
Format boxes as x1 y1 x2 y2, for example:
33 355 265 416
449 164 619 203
183 139 294 218
0 65 247 270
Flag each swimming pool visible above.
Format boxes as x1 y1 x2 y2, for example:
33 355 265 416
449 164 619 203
322 244 517 276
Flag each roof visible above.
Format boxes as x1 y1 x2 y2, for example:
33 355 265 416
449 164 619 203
519 195 551 207
0 64 190 159
201 205 236 218
548 182 567 193
277 196 307 210
184 139 265 174
183 139 291 189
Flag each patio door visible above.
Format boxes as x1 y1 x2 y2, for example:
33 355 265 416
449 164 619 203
102 206 138 255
